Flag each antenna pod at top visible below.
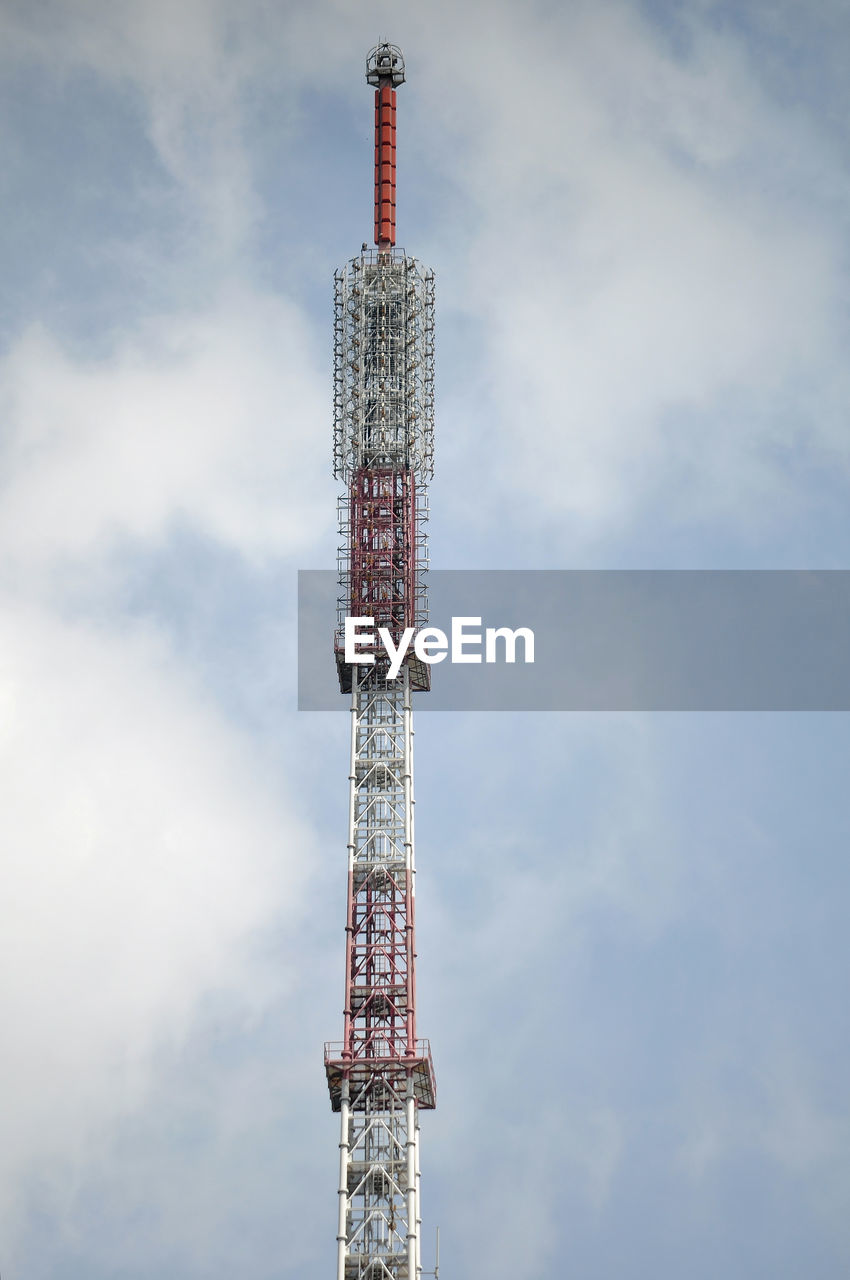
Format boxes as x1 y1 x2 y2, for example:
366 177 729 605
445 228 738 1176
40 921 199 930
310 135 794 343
366 42 405 87
367 43 405 246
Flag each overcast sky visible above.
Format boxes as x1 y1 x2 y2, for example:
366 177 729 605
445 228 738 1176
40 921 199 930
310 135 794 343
1 1 849 1276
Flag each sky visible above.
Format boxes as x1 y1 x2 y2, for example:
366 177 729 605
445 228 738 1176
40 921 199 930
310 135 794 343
1 0 849 1276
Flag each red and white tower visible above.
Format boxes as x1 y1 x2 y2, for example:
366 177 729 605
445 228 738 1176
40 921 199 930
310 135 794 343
324 43 437 1280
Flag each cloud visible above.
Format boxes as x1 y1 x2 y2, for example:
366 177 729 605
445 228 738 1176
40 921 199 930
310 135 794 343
402 0 850 542
0 0 268 256
0 186 332 1257
0 287 330 584
0 596 312 1248
0 1 848 1274
0 13 336 1256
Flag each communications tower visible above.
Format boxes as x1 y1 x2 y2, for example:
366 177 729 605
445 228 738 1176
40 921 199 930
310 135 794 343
324 43 437 1280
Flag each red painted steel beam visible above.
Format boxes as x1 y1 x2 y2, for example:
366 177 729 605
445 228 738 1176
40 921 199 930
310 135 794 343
374 82 397 247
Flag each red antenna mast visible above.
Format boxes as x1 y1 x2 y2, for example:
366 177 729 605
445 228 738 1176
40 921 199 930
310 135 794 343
367 42 405 248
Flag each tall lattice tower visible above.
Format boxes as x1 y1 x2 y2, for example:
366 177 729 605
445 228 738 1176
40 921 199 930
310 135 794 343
324 42 437 1280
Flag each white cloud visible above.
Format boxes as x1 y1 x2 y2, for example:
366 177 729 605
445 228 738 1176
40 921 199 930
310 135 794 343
0 596 311 1244
0 12 336 1252
0 1 848 1273
406 0 850 539
0 288 330 583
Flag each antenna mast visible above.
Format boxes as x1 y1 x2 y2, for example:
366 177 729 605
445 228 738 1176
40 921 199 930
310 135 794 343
325 42 437 1280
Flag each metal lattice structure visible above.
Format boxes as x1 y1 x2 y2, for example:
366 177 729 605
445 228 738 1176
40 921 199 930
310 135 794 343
325 43 437 1280
332 250 435 482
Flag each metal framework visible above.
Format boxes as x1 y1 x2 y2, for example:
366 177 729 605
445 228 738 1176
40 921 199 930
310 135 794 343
333 248 434 693
325 43 436 1280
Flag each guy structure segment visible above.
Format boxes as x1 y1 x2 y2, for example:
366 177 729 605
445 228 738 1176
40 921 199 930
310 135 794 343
323 43 437 1280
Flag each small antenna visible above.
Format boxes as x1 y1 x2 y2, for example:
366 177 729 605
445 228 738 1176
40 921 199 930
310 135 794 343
421 1226 440 1278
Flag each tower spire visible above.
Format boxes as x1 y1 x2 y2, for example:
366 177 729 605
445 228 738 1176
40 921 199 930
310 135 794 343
367 42 405 248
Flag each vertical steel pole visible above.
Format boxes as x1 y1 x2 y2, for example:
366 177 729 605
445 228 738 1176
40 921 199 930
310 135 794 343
336 1080 350 1280
414 1116 422 1277
406 1082 417 1280
343 681 358 1060
403 667 415 1053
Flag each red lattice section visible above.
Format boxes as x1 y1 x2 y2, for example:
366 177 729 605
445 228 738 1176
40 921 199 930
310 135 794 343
335 467 430 691
350 467 416 641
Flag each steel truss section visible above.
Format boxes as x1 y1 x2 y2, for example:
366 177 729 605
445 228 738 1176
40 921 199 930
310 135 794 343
349 468 419 644
326 666 435 1280
334 249 435 484
335 472 430 693
334 246 434 694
